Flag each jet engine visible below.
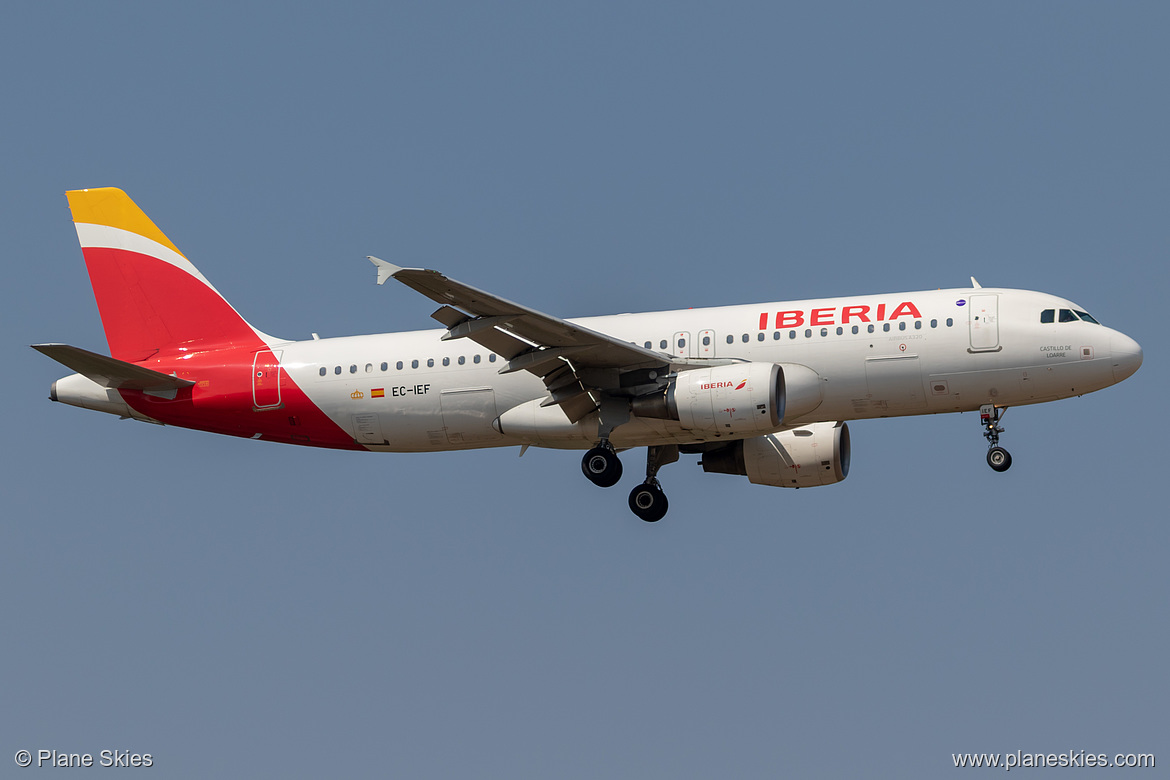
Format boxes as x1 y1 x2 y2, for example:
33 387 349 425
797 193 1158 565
699 421 850 488
631 362 823 435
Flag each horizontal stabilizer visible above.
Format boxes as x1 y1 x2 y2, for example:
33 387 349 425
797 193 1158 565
31 343 196 391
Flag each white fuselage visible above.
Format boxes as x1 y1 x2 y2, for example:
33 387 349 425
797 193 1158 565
270 287 1140 452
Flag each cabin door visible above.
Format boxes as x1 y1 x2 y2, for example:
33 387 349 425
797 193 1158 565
968 295 1000 352
252 350 283 409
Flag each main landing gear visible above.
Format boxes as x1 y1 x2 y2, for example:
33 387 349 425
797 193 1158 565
628 445 678 523
980 404 1012 473
580 442 678 522
581 441 623 487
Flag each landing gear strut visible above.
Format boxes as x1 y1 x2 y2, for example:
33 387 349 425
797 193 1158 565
581 397 630 489
627 445 678 522
980 404 1012 473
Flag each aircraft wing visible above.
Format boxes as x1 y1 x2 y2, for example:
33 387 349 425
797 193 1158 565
369 257 714 422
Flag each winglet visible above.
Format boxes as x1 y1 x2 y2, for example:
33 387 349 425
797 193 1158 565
971 276 983 289
368 256 402 286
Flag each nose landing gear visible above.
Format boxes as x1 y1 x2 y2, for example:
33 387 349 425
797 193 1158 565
980 404 1012 472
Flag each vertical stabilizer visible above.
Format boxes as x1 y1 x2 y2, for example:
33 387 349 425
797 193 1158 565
66 188 271 361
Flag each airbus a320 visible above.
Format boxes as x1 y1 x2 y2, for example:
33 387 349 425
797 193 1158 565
35 188 1143 521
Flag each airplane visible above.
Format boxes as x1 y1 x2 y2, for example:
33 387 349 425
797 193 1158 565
35 188 1143 522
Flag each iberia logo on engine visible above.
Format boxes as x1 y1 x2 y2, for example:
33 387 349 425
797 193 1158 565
700 380 748 391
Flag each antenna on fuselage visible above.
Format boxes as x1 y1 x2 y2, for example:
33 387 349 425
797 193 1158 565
971 277 983 289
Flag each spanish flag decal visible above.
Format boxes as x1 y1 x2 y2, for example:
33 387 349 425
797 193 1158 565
371 388 385 398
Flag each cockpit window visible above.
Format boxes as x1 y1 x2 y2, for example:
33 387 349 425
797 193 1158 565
1059 309 1078 323
1040 309 1055 324
1075 310 1100 324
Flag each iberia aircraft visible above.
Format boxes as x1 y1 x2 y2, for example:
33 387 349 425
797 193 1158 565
36 188 1143 521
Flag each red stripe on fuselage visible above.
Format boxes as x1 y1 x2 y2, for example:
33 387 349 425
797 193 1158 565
117 360 363 450
83 247 361 450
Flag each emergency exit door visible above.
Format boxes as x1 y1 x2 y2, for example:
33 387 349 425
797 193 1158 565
698 329 715 358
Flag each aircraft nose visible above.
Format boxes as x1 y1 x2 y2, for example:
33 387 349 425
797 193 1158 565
1110 332 1143 383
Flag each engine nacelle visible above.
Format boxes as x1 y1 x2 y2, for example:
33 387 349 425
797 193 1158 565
672 362 782 435
632 362 823 435
700 421 850 488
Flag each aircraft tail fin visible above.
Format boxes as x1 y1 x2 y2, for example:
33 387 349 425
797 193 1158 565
66 188 272 361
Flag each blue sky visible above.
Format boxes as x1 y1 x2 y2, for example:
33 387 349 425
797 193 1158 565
2 3 1166 777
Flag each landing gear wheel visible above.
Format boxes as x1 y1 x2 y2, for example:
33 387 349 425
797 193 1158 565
628 482 669 522
979 405 1013 473
581 446 623 487
987 446 1012 472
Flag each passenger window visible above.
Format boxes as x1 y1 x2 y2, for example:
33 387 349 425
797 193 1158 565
1059 309 1077 323
914 321 922 330
820 328 828 337
741 334 749 343
350 364 357 374
1040 309 1055 324
427 358 435 368
319 367 326 376
930 319 938 328
883 324 890 332
365 363 373 373
726 335 734 345
396 361 404 370
458 356 466 365
946 318 953 327
644 341 651 349
473 355 481 364
773 331 780 340
804 329 812 338
836 327 843 336
703 335 711 346
660 340 668 349
851 325 859 335
757 333 765 342
442 357 450 366
489 354 497 363
789 330 796 339
380 362 388 371
898 322 906 331
334 366 342 375
867 324 875 334
411 359 419 369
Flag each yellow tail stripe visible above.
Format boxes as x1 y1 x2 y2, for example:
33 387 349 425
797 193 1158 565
66 188 185 258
